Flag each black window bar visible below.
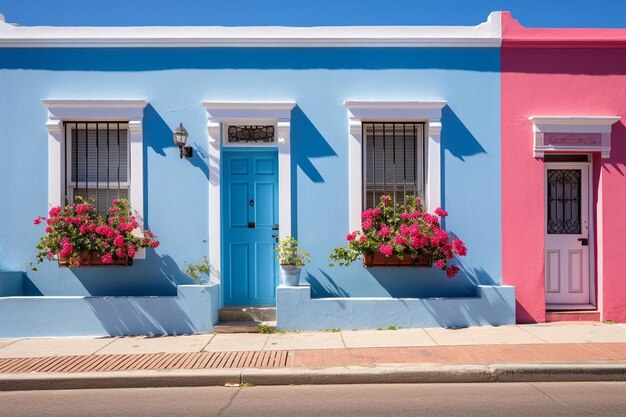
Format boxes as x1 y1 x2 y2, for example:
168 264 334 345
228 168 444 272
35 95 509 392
362 122 426 209
63 121 129 212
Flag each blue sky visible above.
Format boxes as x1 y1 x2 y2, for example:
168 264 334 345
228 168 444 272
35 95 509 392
0 0 624 28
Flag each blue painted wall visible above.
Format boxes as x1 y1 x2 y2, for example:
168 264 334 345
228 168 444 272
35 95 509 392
0 47 501 298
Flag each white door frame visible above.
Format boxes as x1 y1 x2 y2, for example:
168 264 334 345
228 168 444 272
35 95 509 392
202 102 295 290
544 160 596 310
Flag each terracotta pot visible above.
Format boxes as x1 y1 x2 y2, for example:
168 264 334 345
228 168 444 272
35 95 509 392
363 252 432 268
58 252 133 268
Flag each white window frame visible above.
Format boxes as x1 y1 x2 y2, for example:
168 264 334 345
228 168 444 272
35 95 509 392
345 100 446 232
63 122 131 210
201 101 295 280
42 99 148 258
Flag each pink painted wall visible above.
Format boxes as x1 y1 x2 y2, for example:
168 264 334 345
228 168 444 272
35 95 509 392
501 12 626 323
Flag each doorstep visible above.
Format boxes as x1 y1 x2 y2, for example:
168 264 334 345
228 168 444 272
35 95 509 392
546 310 601 323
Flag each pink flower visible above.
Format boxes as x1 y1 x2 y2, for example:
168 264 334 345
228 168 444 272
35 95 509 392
380 195 392 206
75 204 87 215
362 218 373 230
434 259 446 269
46 252 54 260
379 244 393 257
446 265 460 278
452 239 467 256
372 207 382 216
101 253 113 264
127 247 136 258
393 234 407 245
72 260 81 267
346 232 357 241
114 235 125 248
110 207 118 213
45 226 53 233
435 208 448 217
112 199 120 206
79 224 88 234
149 241 159 248
377 224 391 237
59 243 73 257
33 216 44 225
49 207 61 217
359 236 367 244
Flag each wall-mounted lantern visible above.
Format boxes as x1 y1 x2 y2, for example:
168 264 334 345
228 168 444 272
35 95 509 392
173 123 193 159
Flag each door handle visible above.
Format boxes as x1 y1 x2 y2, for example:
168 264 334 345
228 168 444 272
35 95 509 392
577 238 588 246
272 234 279 243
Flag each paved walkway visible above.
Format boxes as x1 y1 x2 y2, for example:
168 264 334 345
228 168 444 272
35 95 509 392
1 323 626 374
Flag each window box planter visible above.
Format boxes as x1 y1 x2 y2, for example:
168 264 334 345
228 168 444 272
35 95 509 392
58 253 133 268
363 253 432 268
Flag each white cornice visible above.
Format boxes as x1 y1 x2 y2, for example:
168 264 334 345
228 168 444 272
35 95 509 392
42 99 148 109
529 115 622 159
529 116 621 126
202 101 296 122
0 12 502 48
345 100 448 110
42 99 148 121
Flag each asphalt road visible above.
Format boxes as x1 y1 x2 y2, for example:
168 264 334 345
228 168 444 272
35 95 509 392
1 382 625 417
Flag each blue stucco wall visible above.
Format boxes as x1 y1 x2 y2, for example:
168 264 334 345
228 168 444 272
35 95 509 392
0 47 501 299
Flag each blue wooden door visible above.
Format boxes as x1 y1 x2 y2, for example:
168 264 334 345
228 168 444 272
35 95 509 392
222 149 279 306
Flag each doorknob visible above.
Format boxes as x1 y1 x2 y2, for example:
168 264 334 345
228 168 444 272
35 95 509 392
577 238 588 246
272 234 279 243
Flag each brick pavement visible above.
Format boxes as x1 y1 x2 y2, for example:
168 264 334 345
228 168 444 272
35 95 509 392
1 342 626 374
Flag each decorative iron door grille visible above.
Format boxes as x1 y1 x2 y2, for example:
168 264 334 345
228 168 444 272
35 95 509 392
63 122 129 212
227 125 275 143
547 169 581 234
362 122 425 209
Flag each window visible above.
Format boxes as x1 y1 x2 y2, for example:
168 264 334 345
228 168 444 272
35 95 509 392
43 99 146 230
345 100 445 231
64 122 129 212
363 122 425 209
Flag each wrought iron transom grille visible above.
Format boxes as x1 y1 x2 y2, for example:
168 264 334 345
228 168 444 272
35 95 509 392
63 121 129 213
227 125 275 143
362 122 426 209
547 169 581 234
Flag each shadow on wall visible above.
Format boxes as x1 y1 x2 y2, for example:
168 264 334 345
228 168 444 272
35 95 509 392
421 287 515 328
84 296 198 336
308 270 349 298
502 48 626 76
142 104 210 228
439 104 488 216
0 48 499 72
441 105 487 162
290 105 338 235
70 252 194 297
602 122 626 176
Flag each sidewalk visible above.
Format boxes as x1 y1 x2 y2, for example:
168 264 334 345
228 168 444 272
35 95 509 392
2 323 626 389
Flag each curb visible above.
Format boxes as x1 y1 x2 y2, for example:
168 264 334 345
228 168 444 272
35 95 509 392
1 364 626 391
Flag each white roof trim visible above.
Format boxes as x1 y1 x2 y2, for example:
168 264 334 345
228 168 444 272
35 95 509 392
0 12 502 48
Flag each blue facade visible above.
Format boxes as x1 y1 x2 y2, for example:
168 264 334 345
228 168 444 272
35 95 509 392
0 46 504 334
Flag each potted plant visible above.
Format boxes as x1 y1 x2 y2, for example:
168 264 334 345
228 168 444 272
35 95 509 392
329 195 467 278
32 198 159 269
184 256 218 284
275 236 310 286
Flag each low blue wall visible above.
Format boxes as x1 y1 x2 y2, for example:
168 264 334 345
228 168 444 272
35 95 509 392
0 282 219 338
277 284 515 330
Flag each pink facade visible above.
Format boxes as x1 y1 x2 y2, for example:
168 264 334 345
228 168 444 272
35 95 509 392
501 12 626 322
